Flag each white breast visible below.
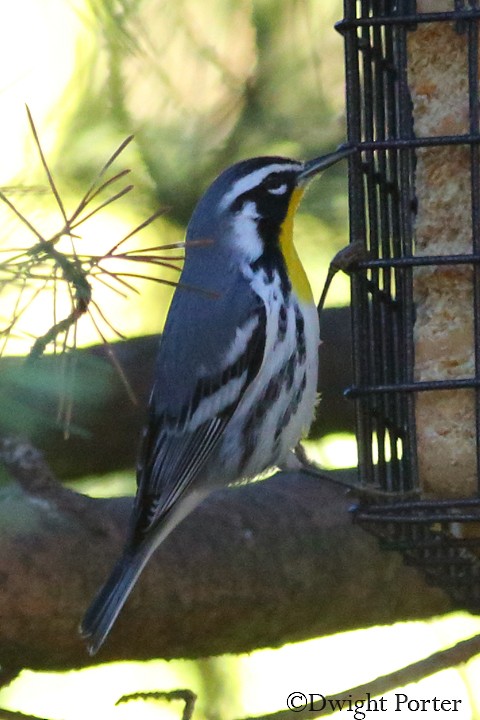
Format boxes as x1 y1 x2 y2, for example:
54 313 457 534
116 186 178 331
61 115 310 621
220 267 319 480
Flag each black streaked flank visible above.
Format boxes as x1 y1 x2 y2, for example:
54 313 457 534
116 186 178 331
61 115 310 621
295 304 306 363
239 365 285 470
274 370 307 442
277 302 288 343
249 245 291 297
284 353 296 391
155 306 266 432
239 350 300 471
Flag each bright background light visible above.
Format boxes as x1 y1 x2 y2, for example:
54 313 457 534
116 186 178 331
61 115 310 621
1 614 479 719
1 2 479 719
0 1 81 183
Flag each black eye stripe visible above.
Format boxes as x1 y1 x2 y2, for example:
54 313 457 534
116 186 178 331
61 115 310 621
230 172 295 211
263 174 285 189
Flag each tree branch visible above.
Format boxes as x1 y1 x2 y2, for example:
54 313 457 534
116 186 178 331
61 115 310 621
237 633 480 720
0 438 450 671
0 307 354 480
116 689 197 720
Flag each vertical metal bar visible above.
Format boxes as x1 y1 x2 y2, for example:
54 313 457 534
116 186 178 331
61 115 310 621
373 4 390 490
373 2 403 492
467 5 480 495
338 0 480 614
339 0 418 495
384 10 406 492
361 0 387 488
394 0 418 494
341 0 374 487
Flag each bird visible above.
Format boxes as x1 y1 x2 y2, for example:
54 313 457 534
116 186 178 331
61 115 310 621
80 145 353 655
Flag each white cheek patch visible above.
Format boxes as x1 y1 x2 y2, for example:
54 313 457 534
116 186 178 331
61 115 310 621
230 204 263 262
241 200 260 220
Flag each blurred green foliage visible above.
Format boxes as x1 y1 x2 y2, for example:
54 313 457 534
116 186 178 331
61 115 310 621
0 0 348 448
2 6 480 720
55 0 347 229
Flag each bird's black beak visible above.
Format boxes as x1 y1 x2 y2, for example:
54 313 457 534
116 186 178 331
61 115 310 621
298 144 355 184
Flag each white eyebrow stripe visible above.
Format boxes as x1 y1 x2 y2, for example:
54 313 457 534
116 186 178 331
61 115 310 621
219 162 302 212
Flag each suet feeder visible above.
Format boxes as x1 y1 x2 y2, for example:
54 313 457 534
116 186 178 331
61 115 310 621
337 0 480 608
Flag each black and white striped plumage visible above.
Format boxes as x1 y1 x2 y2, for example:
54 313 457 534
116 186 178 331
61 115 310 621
80 148 351 655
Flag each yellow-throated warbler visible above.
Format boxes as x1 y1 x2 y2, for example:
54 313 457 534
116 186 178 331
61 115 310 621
81 145 352 654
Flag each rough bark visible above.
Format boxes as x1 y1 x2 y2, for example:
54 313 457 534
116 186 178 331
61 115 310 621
0 442 450 672
0 310 452 672
1 307 354 480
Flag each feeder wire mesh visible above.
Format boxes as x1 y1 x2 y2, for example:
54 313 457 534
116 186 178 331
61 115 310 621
337 0 480 609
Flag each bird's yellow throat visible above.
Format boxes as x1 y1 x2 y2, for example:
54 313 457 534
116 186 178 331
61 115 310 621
279 187 314 303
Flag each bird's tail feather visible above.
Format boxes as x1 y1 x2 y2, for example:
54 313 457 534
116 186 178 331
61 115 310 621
80 544 151 656
80 489 208 655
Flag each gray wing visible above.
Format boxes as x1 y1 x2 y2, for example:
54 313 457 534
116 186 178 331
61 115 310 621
131 275 266 539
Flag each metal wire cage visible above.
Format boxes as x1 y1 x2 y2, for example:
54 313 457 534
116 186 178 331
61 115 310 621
336 0 480 609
